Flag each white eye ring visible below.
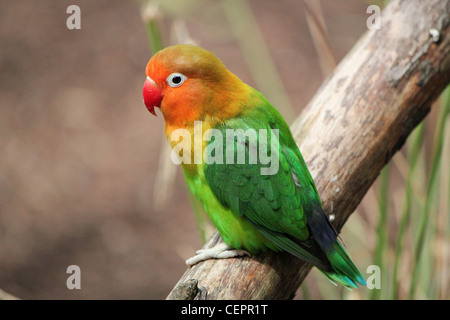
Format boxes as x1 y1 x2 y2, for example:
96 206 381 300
166 73 187 88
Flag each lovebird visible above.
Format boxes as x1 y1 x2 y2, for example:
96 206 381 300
143 44 366 288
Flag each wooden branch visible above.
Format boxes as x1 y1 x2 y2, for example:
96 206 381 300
166 0 450 300
0 288 19 300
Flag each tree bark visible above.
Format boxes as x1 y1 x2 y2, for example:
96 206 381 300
166 0 450 300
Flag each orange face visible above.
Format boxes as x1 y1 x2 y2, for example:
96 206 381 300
143 45 231 128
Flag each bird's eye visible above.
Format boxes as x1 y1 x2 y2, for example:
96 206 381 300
166 73 187 88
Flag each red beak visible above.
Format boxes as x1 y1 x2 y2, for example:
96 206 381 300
143 77 163 116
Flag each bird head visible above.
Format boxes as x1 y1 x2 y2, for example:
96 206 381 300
143 45 248 128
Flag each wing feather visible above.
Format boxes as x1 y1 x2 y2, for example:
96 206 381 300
204 117 331 269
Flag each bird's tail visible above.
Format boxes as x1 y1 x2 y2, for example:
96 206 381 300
308 207 366 289
320 241 366 289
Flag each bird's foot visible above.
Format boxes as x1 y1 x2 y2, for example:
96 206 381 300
185 242 251 267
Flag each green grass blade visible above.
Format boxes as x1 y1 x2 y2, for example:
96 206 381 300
371 165 390 300
409 85 450 299
221 0 295 120
141 1 164 54
391 122 425 299
437 114 450 299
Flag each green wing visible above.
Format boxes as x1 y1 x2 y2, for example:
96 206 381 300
203 112 330 270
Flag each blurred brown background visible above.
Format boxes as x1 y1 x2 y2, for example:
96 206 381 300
0 0 373 299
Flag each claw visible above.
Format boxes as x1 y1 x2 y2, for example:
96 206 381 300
186 243 251 266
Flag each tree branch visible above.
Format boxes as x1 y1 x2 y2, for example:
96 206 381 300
0 288 19 300
166 0 450 300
